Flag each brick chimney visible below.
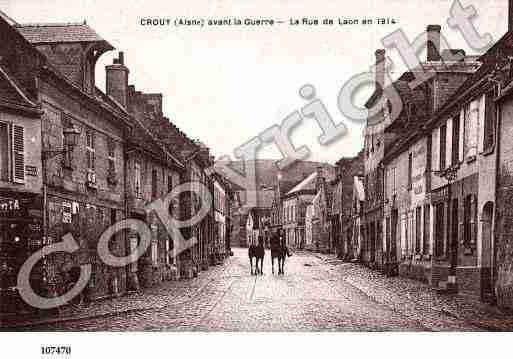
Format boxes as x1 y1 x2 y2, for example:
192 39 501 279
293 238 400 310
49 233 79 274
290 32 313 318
315 166 325 191
375 49 386 93
427 25 441 61
106 51 129 109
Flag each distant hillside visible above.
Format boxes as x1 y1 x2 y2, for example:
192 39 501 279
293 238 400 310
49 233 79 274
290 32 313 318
216 159 335 207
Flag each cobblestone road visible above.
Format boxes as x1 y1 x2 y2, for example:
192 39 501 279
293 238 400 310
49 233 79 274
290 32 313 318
17 248 513 331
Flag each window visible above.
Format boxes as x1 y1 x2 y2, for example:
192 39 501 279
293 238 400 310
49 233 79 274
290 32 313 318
434 202 445 257
463 195 477 250
423 204 430 254
463 195 471 247
107 138 115 174
0 122 10 181
483 91 496 152
151 240 158 267
407 153 413 190
135 162 142 198
61 114 73 168
409 103 417 119
129 234 139 272
0 122 24 183
86 129 95 170
152 168 158 199
451 115 460 166
167 175 173 193
415 207 422 253
439 123 446 170
389 167 396 195
464 100 479 159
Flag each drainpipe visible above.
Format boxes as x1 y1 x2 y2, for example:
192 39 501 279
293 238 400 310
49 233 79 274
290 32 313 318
493 84 502 301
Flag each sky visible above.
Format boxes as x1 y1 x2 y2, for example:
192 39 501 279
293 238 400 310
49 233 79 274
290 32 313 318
1 0 509 164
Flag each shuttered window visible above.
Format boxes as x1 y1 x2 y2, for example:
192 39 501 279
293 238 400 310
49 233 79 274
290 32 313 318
0 122 9 181
12 125 24 183
483 91 496 152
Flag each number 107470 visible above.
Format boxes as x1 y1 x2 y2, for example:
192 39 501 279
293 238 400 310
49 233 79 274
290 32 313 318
41 346 71 355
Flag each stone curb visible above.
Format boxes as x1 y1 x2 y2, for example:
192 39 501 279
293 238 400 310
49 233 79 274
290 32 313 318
2 260 229 330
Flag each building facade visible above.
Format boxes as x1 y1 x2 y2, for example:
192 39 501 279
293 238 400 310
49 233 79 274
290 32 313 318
0 61 43 315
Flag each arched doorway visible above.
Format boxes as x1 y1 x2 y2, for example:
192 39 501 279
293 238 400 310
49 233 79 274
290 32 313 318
481 201 495 302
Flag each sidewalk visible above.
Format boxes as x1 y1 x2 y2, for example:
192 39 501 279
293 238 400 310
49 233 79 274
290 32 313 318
309 251 513 331
1 260 230 330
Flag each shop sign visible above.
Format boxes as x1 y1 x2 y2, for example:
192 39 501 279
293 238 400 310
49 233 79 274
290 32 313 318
0 197 24 217
25 165 38 177
430 186 449 203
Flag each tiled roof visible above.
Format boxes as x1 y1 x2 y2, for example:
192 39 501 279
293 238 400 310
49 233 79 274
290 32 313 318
286 171 317 195
16 22 113 48
278 180 299 197
0 64 39 113
427 32 513 125
365 58 481 134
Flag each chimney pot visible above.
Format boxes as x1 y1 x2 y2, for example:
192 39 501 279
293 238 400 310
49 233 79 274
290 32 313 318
118 51 124 65
427 24 441 62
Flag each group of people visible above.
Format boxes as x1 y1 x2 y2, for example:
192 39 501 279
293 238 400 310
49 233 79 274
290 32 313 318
248 228 291 276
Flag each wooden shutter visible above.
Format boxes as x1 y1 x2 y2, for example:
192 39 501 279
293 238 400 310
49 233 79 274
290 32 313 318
12 125 24 183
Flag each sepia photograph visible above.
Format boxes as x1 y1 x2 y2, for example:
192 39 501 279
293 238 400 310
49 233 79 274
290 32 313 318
0 0 513 357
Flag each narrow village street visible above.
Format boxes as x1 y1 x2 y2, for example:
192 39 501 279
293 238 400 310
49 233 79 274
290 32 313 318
9 248 512 332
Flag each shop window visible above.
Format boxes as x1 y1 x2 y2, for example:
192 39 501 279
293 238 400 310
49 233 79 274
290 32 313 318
134 162 142 198
463 195 471 248
463 195 477 252
423 204 430 254
415 206 422 253
151 240 158 267
434 202 445 257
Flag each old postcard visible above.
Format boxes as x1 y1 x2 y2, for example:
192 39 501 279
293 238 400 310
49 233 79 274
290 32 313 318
0 0 512 357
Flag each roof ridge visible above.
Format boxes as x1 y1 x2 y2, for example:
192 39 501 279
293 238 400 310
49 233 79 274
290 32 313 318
16 21 87 27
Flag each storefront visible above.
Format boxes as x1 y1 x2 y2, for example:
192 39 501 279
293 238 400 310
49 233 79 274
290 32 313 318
0 191 43 314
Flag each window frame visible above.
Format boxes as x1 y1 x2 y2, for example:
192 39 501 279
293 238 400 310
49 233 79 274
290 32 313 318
0 120 12 182
85 128 96 171
439 123 447 170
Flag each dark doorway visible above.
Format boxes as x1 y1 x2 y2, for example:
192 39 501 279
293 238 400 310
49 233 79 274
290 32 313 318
451 199 459 270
